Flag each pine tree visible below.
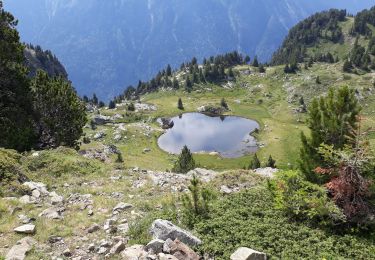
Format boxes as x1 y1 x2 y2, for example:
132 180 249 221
185 77 192 92
299 86 361 182
249 153 261 169
127 103 135 111
258 64 266 73
316 76 321 84
0 2 36 151
116 152 124 163
178 98 184 110
266 155 276 168
166 64 172 76
220 98 229 110
173 145 196 173
172 77 179 89
343 60 353 72
92 93 98 105
245 55 251 64
31 71 86 148
252 56 259 67
108 100 116 109
98 101 105 108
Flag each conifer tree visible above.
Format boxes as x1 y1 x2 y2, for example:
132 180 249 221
266 155 276 168
166 64 172 76
220 98 229 110
245 55 251 64
316 76 321 84
98 101 105 108
299 86 361 182
249 153 261 169
108 100 116 109
31 71 86 148
185 77 192 92
259 64 266 73
252 56 259 67
178 98 184 110
172 77 179 89
173 145 196 173
92 93 98 105
0 2 36 151
127 103 135 111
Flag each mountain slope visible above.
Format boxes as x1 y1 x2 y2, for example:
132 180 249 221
3 0 374 99
24 44 68 79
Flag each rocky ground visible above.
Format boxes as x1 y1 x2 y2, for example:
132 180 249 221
2 156 274 260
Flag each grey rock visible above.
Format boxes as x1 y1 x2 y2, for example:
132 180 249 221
230 247 267 260
145 239 165 254
94 131 106 140
158 253 179 260
23 181 49 195
31 189 41 198
39 207 63 219
120 245 146 259
150 219 202 247
5 237 36 260
14 224 36 234
98 247 108 255
62 248 71 257
87 223 100 233
117 223 129 233
19 195 36 204
87 243 95 252
113 202 133 213
49 192 64 205
109 241 126 254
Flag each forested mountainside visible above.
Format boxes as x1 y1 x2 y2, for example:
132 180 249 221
3 0 374 99
272 6 375 68
24 44 68 79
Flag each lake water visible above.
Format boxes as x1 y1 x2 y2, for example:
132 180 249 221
157 113 259 158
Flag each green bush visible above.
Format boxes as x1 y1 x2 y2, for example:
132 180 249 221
271 171 345 226
194 186 375 259
24 147 104 177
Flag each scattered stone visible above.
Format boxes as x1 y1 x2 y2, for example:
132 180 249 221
121 245 147 259
14 224 36 234
114 134 122 142
23 182 49 195
18 214 33 224
92 115 112 125
113 202 133 213
103 218 116 231
62 248 72 257
145 239 165 254
166 239 200 260
220 185 233 194
94 131 106 140
254 167 278 178
48 236 63 244
117 223 129 233
230 247 267 260
87 209 94 216
87 244 95 252
19 195 36 204
97 247 108 255
31 189 41 198
158 253 179 260
5 237 36 260
87 223 100 233
39 207 64 220
109 241 126 254
143 148 151 153
49 192 64 205
150 219 202 247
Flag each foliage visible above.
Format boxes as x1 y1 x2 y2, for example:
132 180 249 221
127 102 135 111
220 98 228 110
266 155 276 168
249 153 261 169
351 6 375 35
108 100 116 109
24 147 103 177
0 2 36 151
272 9 346 65
24 44 68 79
0 149 28 196
178 98 184 110
317 134 375 226
252 56 259 67
31 71 86 148
172 145 196 173
271 170 345 226
181 174 216 228
194 187 375 259
299 86 361 182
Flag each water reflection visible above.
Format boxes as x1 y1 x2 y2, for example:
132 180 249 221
157 113 259 158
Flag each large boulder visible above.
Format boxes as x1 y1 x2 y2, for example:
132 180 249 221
14 224 36 235
150 219 202 247
5 237 36 260
230 247 267 260
145 239 165 254
92 115 112 125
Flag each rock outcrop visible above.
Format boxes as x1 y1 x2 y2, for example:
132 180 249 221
230 247 267 260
